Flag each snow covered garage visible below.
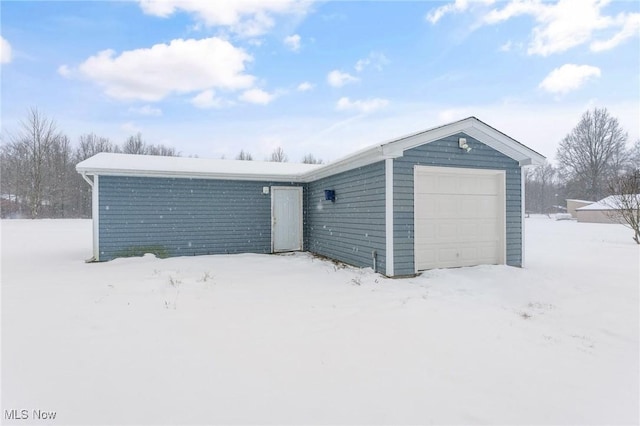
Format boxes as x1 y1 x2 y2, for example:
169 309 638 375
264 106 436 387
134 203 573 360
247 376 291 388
576 195 636 224
77 117 545 277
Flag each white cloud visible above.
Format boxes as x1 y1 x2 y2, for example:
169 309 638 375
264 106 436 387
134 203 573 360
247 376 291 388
121 121 142 134
426 0 470 24
590 12 640 52
354 51 389 72
284 34 301 52
58 64 71 77
539 64 601 95
239 88 274 105
336 97 389 114
426 0 497 24
137 0 312 37
191 89 224 109
482 0 638 56
483 0 545 25
437 108 468 124
499 40 513 52
327 70 359 87
1 36 12 64
74 37 255 102
297 81 314 92
128 105 163 116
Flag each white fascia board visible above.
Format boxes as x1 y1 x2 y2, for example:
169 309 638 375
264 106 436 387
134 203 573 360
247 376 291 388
78 169 307 183
300 146 398 181
76 117 546 184
464 127 528 161
382 117 546 166
464 126 546 166
381 118 475 156
468 121 546 165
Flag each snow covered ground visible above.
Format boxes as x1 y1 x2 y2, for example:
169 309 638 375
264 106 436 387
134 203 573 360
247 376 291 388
1 216 638 425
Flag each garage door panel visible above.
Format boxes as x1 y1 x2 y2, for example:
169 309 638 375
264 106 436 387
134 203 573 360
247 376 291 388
476 177 500 195
437 198 458 218
415 174 439 193
416 221 437 239
417 218 498 243
457 222 478 239
416 172 500 196
437 223 457 241
415 166 505 271
478 222 498 238
415 242 500 270
459 196 498 217
418 194 499 220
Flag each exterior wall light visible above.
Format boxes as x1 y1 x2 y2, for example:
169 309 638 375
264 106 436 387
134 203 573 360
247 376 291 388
458 137 472 153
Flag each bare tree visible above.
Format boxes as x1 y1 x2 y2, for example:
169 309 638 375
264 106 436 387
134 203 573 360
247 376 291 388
71 133 120 217
524 161 558 214
236 149 253 161
7 108 63 217
628 139 640 172
120 133 178 157
146 144 178 156
122 133 146 154
606 170 640 244
76 133 119 160
556 107 629 201
0 143 26 217
269 147 288 162
46 135 74 217
302 153 323 164
1 110 182 218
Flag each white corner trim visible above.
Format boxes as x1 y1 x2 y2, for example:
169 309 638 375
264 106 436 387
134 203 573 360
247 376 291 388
385 158 394 277
500 170 507 266
521 168 526 268
93 175 100 261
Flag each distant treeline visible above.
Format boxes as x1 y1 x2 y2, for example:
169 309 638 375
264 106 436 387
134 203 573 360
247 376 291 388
0 109 180 218
0 108 322 219
4 107 636 219
524 108 639 214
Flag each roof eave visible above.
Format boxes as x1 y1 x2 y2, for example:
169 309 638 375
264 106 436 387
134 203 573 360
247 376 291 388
300 145 397 181
376 117 546 166
76 167 307 183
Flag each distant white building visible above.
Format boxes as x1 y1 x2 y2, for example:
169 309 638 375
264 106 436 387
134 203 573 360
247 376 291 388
566 199 594 218
576 195 639 224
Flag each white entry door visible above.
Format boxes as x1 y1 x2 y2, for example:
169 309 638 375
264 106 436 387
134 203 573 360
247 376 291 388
414 166 506 271
271 186 303 252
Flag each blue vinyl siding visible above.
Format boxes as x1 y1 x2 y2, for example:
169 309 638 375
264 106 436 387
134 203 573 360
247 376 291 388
393 132 522 276
304 162 387 274
94 132 524 276
97 176 298 261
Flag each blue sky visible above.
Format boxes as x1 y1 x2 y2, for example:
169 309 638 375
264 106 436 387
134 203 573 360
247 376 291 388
1 0 639 163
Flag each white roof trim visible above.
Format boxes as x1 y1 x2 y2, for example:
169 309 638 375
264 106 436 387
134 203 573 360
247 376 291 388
300 117 546 180
576 194 640 211
76 117 546 182
380 117 545 165
566 199 595 203
76 153 320 182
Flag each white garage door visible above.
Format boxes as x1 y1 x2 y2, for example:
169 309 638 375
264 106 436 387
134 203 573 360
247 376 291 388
414 166 505 271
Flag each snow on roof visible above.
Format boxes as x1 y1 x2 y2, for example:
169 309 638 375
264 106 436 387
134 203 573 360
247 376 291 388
76 117 547 182
76 153 322 181
576 195 640 211
566 199 595 203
